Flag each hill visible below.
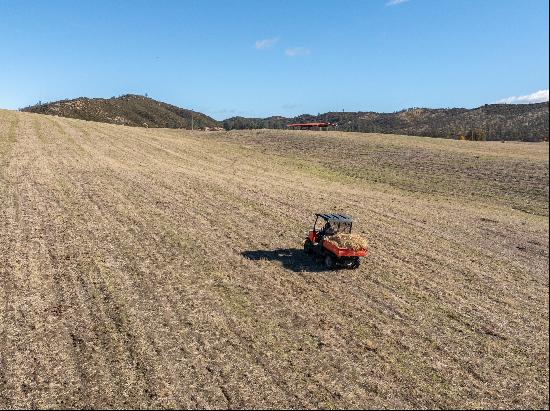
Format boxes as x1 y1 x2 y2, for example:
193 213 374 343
21 94 220 129
0 110 548 408
22 96 549 141
223 102 549 141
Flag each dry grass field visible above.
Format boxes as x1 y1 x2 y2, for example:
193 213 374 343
0 109 548 409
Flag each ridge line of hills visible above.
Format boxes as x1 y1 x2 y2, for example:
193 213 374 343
22 94 221 130
21 94 549 141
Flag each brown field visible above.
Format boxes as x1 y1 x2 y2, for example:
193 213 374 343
0 109 548 409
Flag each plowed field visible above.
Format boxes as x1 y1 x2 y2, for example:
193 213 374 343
0 110 548 409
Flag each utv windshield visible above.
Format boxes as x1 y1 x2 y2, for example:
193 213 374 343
316 220 352 235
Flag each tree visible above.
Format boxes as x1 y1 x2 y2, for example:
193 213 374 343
465 129 486 141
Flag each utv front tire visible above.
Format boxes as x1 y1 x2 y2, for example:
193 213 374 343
304 239 314 255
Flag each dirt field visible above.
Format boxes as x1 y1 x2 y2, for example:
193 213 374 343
0 110 548 409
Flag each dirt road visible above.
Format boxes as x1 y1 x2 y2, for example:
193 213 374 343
0 110 548 409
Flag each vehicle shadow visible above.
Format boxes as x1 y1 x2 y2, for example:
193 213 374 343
241 248 329 272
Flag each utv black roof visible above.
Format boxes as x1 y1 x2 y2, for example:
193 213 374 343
315 213 353 223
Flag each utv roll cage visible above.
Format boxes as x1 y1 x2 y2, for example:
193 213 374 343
313 213 353 235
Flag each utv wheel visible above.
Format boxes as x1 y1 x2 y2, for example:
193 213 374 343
304 239 314 255
324 254 336 269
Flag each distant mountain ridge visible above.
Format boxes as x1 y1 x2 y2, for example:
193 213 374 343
22 95 548 141
223 102 549 141
22 94 220 129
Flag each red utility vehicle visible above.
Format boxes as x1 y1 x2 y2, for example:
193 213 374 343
303 213 366 269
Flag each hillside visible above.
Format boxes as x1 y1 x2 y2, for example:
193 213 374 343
0 110 548 409
21 94 220 129
223 102 549 141
22 96 549 141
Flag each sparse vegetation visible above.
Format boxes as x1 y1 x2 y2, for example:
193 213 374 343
0 110 548 409
21 94 219 129
223 103 549 141
21 96 549 142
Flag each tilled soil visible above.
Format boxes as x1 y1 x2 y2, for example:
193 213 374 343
0 110 548 409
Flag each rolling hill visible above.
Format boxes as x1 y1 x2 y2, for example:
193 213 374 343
223 102 549 141
21 94 220 129
0 109 548 408
22 96 549 141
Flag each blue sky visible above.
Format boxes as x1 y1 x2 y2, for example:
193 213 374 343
0 0 548 119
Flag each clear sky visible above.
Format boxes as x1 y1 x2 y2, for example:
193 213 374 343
1 0 548 119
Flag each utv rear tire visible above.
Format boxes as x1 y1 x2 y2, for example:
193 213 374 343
350 257 360 269
324 254 336 270
304 239 314 255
